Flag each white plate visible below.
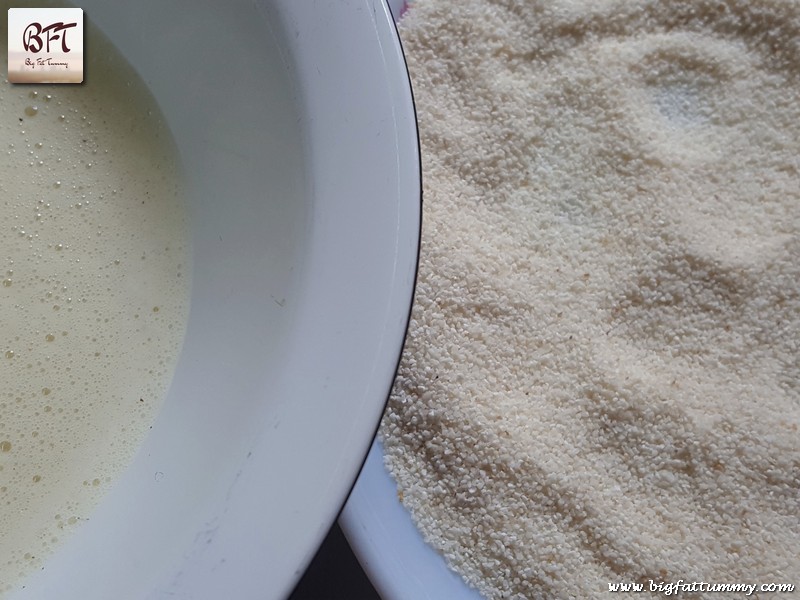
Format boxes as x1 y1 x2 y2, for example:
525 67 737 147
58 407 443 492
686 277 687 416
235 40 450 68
10 1 420 599
342 441 485 600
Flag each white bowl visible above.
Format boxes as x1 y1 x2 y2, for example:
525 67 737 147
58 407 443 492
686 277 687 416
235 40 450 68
339 6 482 599
11 1 420 598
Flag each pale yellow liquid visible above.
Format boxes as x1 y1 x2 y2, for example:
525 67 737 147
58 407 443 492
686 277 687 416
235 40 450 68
0 13 190 596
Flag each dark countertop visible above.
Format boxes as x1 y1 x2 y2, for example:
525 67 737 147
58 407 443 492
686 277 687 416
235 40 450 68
289 522 381 600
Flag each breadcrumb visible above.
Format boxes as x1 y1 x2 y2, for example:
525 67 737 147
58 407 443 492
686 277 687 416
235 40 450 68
380 1 800 598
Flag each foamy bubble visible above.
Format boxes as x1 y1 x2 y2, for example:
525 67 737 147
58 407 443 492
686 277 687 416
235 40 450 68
0 14 190 594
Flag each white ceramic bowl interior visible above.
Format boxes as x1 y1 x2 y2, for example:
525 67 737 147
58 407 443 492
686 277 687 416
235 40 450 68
339 4 484 599
11 1 420 599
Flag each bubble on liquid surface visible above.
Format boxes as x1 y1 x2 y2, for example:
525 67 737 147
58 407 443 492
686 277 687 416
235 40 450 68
0 23 190 594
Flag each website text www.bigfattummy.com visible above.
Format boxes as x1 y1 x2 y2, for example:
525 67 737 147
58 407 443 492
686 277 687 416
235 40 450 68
608 580 796 595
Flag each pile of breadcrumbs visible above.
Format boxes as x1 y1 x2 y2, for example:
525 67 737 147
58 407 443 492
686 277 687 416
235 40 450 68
380 0 800 598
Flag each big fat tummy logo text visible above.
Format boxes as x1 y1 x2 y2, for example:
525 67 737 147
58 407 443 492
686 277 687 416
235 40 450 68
8 8 84 83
